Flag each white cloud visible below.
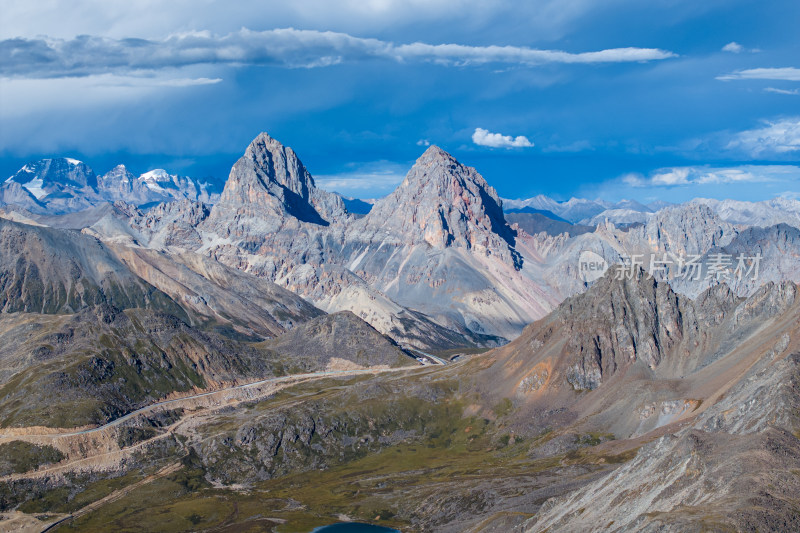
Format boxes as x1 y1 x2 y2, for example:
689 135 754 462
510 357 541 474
696 168 759 184
472 127 533 149
765 87 800 95
0 28 677 79
717 67 800 81
651 168 690 186
416 139 431 146
722 42 744 53
392 42 675 66
622 165 799 188
622 172 646 187
726 118 800 156
155 77 222 87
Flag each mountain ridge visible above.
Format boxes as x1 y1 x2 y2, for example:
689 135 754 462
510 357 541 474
2 158 221 215
4 133 800 350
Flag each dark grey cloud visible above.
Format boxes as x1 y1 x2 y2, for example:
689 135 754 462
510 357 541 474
0 28 676 78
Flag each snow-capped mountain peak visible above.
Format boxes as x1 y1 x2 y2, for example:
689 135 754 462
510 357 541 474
139 169 174 192
140 169 171 181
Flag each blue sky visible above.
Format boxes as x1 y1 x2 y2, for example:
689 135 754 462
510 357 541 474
1 0 799 203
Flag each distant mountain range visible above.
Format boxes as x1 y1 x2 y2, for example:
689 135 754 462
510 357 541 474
6 155 800 233
503 193 800 229
1 158 220 214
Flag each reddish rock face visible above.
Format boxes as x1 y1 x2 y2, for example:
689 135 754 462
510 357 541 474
358 145 518 266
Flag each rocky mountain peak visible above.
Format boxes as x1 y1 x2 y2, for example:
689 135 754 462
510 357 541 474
1 158 100 214
0 181 44 211
99 164 135 187
631 203 737 255
7 158 98 197
554 266 686 388
214 132 346 226
241 132 315 199
361 146 517 263
562 265 680 322
400 145 497 199
416 144 452 162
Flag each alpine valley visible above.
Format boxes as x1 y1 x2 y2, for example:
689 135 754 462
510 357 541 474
1 133 799 532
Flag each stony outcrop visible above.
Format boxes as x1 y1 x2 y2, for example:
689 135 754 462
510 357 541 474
182 135 546 346
524 330 800 532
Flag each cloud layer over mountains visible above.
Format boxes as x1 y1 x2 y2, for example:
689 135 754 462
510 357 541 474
1 29 676 79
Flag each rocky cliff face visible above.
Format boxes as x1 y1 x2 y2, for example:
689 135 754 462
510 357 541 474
557 267 687 389
476 267 694 400
671 223 800 298
621 203 737 256
522 290 800 532
0 182 43 213
96 165 142 203
356 146 519 267
472 265 792 430
213 132 347 230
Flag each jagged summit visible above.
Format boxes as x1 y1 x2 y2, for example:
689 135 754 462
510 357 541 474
98 164 135 192
627 203 737 255
243 132 316 198
1 157 100 213
215 132 346 226
6 157 98 197
400 144 485 190
417 143 450 160
98 164 218 205
0 158 219 214
553 266 688 387
361 145 517 260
